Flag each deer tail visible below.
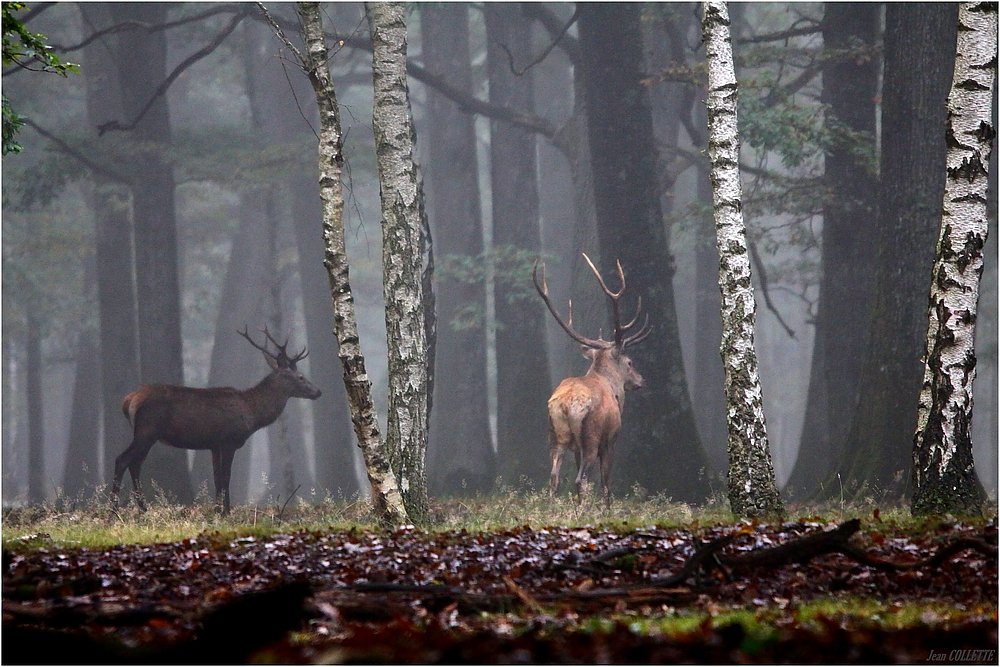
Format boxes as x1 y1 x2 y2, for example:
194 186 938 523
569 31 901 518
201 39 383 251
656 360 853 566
121 391 141 428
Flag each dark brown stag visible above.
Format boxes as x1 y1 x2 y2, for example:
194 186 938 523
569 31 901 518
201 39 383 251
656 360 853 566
533 253 651 507
111 328 321 515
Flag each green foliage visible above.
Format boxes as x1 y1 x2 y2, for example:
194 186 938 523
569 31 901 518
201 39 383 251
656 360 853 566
2 94 23 154
438 246 556 331
1 1 78 155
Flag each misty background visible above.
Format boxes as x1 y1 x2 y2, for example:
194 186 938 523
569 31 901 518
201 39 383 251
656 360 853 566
2 2 996 508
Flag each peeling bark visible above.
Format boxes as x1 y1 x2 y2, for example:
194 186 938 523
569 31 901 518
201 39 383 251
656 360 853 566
293 2 407 527
366 1 429 523
701 1 783 517
911 2 996 517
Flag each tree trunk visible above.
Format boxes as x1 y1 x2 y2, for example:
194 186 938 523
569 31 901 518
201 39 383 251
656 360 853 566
840 3 958 500
62 327 101 498
26 312 44 503
911 1 995 517
419 3 495 496
485 3 552 490
366 0 430 522
786 2 879 499
112 3 192 504
78 2 142 502
294 1 408 527
577 2 711 502
702 0 783 518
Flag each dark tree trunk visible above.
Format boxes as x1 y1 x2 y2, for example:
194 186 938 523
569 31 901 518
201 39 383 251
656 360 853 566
78 2 143 501
839 3 958 500
111 3 192 503
577 2 710 502
62 328 101 498
485 4 551 490
786 2 879 499
420 3 495 496
26 313 44 503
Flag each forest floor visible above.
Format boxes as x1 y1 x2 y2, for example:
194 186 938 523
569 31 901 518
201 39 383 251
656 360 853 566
1 495 997 664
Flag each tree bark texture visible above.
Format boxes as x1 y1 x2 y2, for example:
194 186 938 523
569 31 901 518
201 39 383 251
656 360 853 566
841 4 958 500
420 3 495 496
702 1 783 517
295 1 407 527
111 3 193 503
911 1 996 517
578 2 711 502
787 3 879 499
485 3 552 490
366 0 430 522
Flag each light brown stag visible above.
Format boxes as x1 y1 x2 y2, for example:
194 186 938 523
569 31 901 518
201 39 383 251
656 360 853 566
532 253 651 507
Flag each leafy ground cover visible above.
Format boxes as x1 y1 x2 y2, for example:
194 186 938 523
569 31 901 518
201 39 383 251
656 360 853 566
2 495 997 663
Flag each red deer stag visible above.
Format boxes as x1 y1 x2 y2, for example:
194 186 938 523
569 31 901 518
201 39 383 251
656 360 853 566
533 253 651 507
111 328 321 515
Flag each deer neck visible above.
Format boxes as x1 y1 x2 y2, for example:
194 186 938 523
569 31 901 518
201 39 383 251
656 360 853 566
243 372 291 430
586 351 627 407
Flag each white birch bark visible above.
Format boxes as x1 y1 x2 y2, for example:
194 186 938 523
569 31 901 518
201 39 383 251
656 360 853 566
291 2 408 527
912 2 996 516
366 1 429 523
701 1 783 517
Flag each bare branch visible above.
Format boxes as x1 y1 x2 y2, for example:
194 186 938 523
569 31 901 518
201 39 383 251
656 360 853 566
97 7 250 136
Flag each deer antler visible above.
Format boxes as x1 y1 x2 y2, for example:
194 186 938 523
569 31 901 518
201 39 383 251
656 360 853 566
533 254 653 351
532 260 611 349
238 326 308 368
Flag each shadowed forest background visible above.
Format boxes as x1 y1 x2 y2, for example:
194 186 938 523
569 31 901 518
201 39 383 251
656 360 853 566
2 2 997 511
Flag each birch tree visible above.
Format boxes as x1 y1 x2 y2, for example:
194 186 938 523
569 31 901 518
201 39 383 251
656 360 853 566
260 2 408 526
911 2 996 517
701 1 783 517
365 1 429 523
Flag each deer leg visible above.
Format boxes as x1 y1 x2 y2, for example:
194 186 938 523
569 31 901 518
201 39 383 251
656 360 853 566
215 447 237 516
210 448 224 512
112 438 152 511
599 449 613 510
575 449 598 503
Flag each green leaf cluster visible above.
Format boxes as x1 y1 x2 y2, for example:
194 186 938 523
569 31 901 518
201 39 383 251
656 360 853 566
2 1 78 155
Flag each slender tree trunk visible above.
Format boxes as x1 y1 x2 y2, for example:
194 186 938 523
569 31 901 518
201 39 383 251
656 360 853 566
26 312 44 503
702 0 783 518
485 3 551 490
366 0 430 522
78 2 142 501
420 3 495 496
112 3 192 503
840 4 958 500
293 1 408 526
911 1 996 517
787 3 879 500
62 327 101 498
577 2 711 502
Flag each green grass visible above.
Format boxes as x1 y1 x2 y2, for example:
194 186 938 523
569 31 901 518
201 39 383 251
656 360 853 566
2 482 995 552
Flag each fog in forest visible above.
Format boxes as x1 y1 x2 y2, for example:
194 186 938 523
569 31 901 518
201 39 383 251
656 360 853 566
2 2 996 509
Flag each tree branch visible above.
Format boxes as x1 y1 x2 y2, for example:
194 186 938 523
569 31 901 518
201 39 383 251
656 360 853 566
55 4 248 54
520 3 581 65
498 5 578 77
97 7 251 135
21 118 131 184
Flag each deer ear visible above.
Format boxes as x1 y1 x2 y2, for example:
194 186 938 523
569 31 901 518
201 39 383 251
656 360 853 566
580 346 597 360
262 351 280 370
